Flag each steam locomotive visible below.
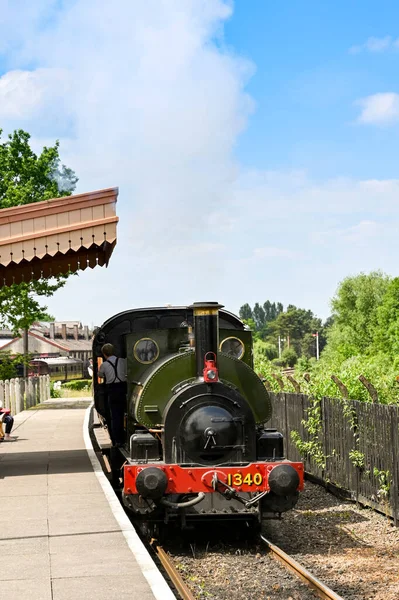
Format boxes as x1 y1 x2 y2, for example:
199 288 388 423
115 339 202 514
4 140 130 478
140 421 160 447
93 302 303 531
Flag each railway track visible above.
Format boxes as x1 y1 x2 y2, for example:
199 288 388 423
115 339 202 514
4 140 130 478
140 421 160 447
150 540 197 600
150 534 344 600
260 535 344 600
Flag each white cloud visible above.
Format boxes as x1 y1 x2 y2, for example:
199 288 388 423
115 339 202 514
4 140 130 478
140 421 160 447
312 220 382 245
0 2 399 322
341 220 381 242
0 68 70 121
355 92 399 124
0 0 255 315
252 247 296 259
229 170 399 219
349 36 394 54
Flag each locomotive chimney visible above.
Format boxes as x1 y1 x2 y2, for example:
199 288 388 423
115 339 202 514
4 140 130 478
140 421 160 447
190 302 223 378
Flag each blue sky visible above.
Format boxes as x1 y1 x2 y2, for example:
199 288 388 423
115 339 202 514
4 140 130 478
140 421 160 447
0 0 398 326
226 0 399 179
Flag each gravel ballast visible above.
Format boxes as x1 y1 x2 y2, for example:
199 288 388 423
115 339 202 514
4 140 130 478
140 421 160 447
167 480 399 599
172 540 318 599
264 480 399 600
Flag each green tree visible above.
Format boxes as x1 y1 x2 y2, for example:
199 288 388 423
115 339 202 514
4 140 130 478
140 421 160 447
0 352 31 379
242 318 261 340
0 129 77 208
270 306 315 348
0 279 68 333
324 271 390 361
0 352 20 379
253 302 265 330
0 129 78 333
281 347 298 367
239 303 253 321
239 300 284 332
263 301 283 325
263 300 272 322
253 339 278 361
374 277 399 358
240 300 324 358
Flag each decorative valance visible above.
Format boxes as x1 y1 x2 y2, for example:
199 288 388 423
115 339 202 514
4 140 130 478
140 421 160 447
0 187 118 286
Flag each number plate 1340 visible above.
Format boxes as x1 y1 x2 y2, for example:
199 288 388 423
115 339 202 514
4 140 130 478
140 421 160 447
227 472 263 487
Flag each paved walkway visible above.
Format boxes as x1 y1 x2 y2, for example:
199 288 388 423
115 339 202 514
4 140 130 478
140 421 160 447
0 400 167 600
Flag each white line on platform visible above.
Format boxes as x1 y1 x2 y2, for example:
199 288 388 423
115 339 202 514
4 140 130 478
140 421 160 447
83 402 176 600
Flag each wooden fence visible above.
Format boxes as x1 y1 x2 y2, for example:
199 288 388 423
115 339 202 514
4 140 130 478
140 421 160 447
0 375 50 415
269 392 399 525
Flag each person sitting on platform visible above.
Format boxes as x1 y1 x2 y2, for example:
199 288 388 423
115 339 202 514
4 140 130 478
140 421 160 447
98 344 127 447
0 399 14 441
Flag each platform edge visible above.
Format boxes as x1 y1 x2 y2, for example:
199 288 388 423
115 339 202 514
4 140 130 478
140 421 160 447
83 402 176 600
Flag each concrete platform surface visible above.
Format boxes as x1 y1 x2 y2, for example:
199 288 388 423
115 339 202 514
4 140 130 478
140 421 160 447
0 400 172 600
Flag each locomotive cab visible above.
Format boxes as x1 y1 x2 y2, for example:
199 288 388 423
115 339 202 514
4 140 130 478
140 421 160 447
92 302 303 528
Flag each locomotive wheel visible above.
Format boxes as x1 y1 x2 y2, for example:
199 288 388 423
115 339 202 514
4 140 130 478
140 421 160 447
137 520 165 542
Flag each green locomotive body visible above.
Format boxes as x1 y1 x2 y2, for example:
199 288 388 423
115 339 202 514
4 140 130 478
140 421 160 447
93 302 303 530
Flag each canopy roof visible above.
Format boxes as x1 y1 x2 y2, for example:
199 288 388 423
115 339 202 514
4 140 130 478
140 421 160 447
0 187 118 286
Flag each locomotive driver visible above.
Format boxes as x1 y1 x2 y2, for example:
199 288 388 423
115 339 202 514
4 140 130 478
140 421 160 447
98 343 127 446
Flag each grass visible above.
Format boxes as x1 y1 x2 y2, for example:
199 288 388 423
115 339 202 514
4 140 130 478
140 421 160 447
59 388 92 398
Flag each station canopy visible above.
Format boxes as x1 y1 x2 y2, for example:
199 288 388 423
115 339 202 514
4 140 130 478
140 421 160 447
0 187 118 286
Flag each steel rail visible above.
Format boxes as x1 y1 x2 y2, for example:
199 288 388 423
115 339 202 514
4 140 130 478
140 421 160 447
260 535 344 600
151 541 197 600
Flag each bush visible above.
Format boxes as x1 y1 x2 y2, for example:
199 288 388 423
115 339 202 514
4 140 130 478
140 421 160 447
0 352 31 380
253 339 278 361
50 382 62 398
296 356 311 372
0 358 17 380
294 352 399 404
271 358 285 367
281 347 298 367
62 379 91 391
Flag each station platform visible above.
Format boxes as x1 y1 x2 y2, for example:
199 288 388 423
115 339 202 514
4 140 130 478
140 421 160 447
0 399 174 600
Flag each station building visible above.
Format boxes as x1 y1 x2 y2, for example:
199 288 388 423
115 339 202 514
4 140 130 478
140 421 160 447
0 321 94 362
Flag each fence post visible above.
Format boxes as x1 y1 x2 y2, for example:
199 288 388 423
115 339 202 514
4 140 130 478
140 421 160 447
331 375 349 399
21 379 26 410
358 375 378 403
322 396 327 481
260 377 272 391
390 406 398 527
285 374 301 393
4 380 10 410
39 376 43 403
27 378 34 408
46 375 50 401
25 378 30 408
15 379 22 414
271 373 285 390
9 378 16 415
36 378 39 406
